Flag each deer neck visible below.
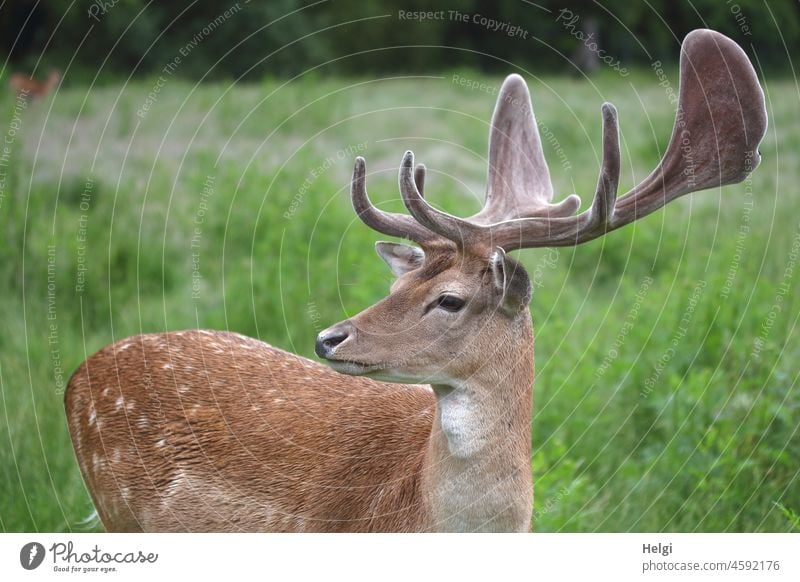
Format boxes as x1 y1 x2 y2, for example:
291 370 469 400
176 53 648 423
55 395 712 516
421 318 534 532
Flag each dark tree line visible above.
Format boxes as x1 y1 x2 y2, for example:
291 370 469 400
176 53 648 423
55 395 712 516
2 0 798 80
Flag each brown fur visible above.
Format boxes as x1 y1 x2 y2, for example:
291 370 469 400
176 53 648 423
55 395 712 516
66 330 436 532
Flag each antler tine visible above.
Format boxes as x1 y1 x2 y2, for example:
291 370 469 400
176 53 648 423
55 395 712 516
591 103 621 229
414 163 426 197
350 156 438 245
398 151 483 247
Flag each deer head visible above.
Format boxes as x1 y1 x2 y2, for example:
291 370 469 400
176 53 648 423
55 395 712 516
315 29 767 386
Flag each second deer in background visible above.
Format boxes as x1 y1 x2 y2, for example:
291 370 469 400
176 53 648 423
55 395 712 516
9 69 60 100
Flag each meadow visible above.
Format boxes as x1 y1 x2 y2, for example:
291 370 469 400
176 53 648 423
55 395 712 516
0 70 798 532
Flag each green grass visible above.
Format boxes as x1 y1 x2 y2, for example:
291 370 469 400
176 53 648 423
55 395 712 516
0 71 798 532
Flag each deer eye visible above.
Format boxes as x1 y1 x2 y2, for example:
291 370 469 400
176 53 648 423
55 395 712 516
434 294 465 313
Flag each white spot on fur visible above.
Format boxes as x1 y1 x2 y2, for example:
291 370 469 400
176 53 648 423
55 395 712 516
156 438 166 448
87 409 96 425
163 363 173 370
147 336 165 347
115 396 124 409
162 470 189 504
118 342 132 351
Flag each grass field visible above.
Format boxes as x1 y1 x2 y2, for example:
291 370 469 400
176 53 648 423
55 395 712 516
0 70 798 532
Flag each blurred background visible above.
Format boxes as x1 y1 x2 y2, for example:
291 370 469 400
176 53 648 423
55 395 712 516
4 1 800 78
0 0 798 532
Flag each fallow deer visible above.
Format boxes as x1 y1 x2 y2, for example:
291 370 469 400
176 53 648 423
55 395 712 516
8 69 61 100
65 30 766 532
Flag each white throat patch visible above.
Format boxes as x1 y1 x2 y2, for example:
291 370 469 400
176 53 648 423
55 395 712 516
436 387 488 458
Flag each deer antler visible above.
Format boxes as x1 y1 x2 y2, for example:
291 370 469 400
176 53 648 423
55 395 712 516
350 156 438 244
394 29 767 250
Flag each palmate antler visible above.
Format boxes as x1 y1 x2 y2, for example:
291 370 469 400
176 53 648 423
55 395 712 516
352 29 767 251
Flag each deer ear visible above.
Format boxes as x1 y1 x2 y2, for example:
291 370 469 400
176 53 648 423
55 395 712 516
375 242 425 277
489 248 531 316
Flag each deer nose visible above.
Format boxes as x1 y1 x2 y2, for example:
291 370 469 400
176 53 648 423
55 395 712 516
315 323 352 359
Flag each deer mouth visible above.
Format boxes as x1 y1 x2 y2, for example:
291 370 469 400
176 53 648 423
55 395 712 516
325 358 425 384
325 357 410 379
324 359 377 376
